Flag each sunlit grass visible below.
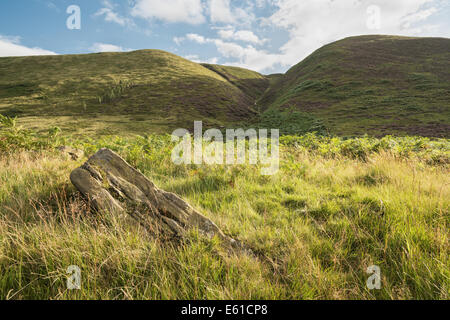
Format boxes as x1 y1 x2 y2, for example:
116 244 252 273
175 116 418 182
0 125 448 299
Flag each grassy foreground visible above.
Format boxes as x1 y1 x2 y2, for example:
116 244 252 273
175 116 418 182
0 119 448 300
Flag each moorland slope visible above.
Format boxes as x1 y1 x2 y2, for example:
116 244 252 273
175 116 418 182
1 35 449 137
259 35 450 137
0 50 264 135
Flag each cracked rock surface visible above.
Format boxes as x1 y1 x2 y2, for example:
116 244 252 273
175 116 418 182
70 148 242 251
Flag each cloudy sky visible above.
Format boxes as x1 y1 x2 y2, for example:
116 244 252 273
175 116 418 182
0 0 449 73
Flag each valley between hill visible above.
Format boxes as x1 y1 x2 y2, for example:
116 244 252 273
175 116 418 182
1 35 449 137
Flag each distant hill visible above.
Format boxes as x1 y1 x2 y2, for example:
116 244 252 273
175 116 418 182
0 35 449 137
259 35 450 137
201 64 269 101
0 50 263 135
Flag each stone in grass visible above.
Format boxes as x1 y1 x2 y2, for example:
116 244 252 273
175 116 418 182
58 146 84 160
70 148 243 252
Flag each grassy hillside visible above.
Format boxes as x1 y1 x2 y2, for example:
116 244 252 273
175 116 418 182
259 35 450 137
201 64 270 101
1 35 448 138
0 119 448 299
0 50 262 136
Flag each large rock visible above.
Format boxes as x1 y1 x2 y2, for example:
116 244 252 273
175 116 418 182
70 148 242 251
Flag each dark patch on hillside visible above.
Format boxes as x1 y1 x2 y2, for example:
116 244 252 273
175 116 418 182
0 82 38 98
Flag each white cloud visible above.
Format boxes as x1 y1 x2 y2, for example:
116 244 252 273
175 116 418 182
186 33 208 44
400 7 438 29
268 0 445 67
209 0 234 23
0 35 57 57
206 57 220 64
208 0 255 25
95 1 134 27
90 43 132 53
184 54 219 64
184 54 199 60
131 0 205 24
212 39 281 71
171 0 448 73
217 28 266 45
181 33 281 71
173 36 185 45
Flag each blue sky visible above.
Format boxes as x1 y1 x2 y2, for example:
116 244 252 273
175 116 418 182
0 0 449 73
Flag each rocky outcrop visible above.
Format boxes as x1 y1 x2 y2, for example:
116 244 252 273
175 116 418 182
70 148 243 251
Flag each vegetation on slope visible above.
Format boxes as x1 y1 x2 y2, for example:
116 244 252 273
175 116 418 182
201 64 270 101
1 35 449 137
0 118 448 299
259 35 450 137
0 50 262 136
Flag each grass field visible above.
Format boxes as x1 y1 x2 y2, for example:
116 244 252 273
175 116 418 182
0 35 449 300
0 119 448 299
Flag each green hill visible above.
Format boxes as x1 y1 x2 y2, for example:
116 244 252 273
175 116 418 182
201 64 270 101
259 35 450 137
0 35 449 137
0 50 262 135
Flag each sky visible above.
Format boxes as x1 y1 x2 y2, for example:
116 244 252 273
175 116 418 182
0 0 449 74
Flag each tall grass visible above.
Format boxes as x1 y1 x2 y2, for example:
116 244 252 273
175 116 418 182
0 121 448 299
97 80 135 104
